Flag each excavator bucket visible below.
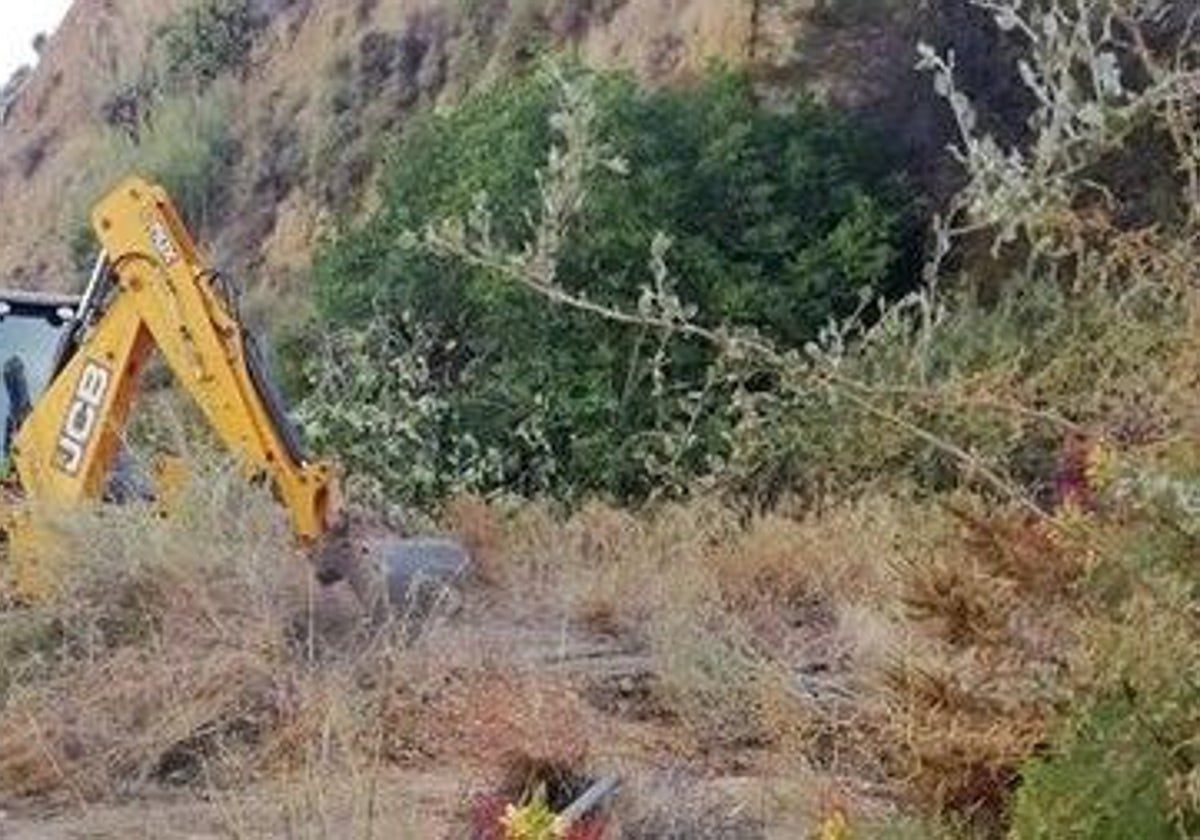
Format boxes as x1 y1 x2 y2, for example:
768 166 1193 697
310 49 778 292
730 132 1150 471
317 526 471 626
242 332 473 620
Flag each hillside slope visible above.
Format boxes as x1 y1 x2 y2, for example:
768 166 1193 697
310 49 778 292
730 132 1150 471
0 0 190 286
0 0 985 295
0 0 766 292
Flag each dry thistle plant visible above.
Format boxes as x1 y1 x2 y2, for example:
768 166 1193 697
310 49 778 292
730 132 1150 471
918 0 1200 260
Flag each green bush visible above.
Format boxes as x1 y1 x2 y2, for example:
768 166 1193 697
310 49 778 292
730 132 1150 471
305 68 911 504
160 0 259 87
1004 456 1200 839
1009 536 1200 837
1011 695 1184 839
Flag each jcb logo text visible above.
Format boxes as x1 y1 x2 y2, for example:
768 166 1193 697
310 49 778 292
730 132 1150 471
55 361 111 476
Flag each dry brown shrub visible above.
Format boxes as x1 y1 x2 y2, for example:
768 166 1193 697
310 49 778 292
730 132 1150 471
380 663 594 771
900 550 1017 648
949 503 1089 599
444 493 508 586
879 652 1047 821
0 463 314 800
886 495 1088 658
863 500 1091 821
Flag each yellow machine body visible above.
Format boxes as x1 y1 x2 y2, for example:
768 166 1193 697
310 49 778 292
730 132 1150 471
3 177 340 598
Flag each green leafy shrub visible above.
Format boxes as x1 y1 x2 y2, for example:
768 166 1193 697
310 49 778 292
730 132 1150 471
1010 500 1200 838
295 313 531 509
160 0 260 88
1011 695 1185 839
305 67 911 504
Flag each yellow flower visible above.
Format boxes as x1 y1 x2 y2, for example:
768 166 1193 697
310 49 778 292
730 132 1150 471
818 809 850 840
501 789 562 840
1085 439 1120 491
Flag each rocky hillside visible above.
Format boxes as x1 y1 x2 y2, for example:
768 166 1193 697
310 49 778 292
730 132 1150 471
0 0 754 292
0 0 187 287
0 0 1006 294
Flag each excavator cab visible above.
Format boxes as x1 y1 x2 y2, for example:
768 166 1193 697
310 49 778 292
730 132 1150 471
0 291 82 471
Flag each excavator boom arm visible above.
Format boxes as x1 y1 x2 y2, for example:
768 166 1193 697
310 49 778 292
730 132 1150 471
10 177 338 542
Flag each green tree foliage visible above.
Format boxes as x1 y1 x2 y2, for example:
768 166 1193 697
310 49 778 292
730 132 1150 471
306 68 911 503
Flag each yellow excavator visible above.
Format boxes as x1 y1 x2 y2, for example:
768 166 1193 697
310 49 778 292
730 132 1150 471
0 175 466 606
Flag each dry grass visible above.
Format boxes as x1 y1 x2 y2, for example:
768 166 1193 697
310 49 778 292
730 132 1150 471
0 468 1092 834
447 489 1090 827
0 465 603 830
0 462 309 800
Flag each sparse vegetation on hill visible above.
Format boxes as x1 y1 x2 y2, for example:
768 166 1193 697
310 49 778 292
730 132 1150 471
160 0 260 88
